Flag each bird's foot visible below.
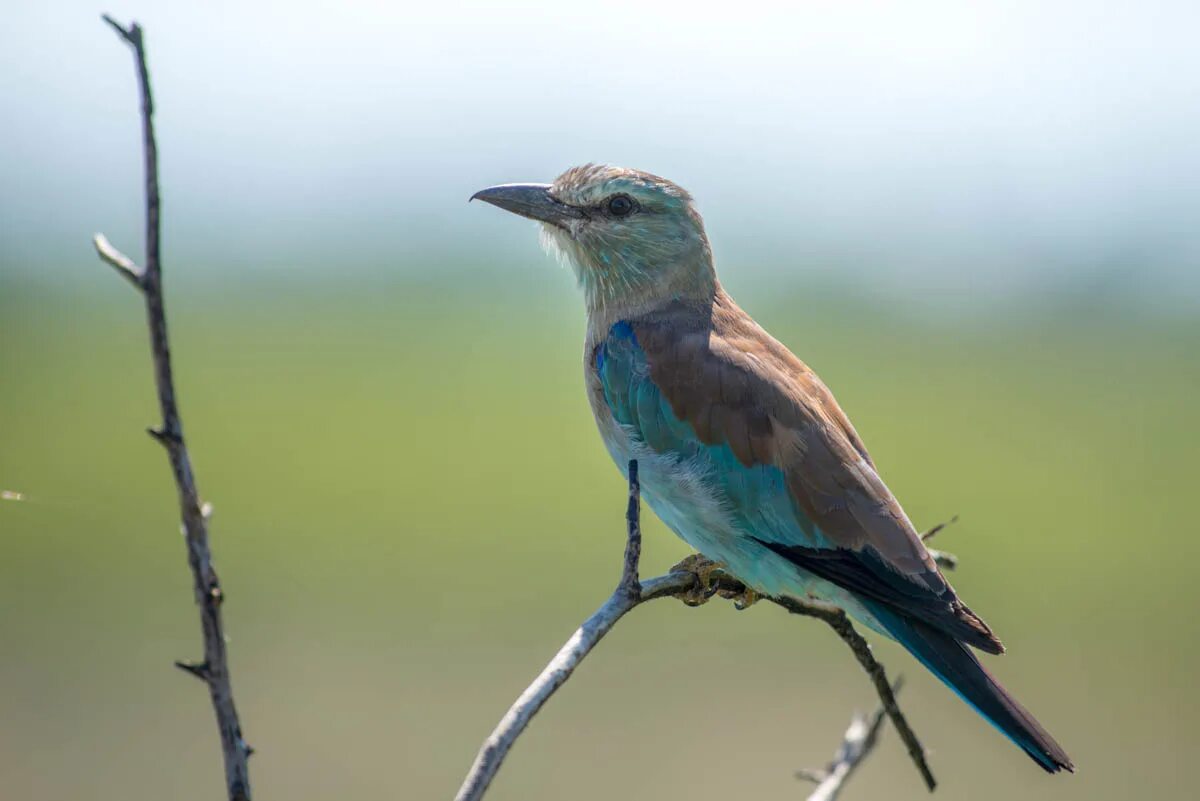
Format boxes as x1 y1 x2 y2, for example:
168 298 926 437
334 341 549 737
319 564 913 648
669 553 727 606
669 554 761 609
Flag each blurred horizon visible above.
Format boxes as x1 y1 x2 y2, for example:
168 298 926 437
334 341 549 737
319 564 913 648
3 0 1199 313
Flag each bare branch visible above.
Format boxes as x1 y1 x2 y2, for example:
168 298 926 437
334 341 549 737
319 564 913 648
94 15 251 801
455 460 937 801
798 679 903 801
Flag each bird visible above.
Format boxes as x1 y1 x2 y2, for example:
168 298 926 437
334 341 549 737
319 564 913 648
471 164 1072 774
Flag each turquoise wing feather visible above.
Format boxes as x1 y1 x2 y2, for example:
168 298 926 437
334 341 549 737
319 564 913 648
594 320 824 550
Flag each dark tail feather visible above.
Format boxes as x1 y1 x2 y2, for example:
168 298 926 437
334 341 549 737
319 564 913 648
868 602 1074 773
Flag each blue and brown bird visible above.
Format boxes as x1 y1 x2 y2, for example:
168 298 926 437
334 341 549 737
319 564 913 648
472 164 1072 773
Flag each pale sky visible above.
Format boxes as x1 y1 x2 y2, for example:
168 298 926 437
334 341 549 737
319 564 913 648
3 0 1198 309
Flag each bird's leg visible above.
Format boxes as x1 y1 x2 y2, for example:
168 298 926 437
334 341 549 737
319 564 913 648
669 553 727 606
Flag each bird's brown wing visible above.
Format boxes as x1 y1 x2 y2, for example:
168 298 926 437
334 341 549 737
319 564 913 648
629 290 1002 653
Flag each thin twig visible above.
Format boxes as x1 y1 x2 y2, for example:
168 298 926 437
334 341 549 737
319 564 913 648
770 597 936 791
920 515 958 543
618 460 642 598
94 15 251 801
454 459 936 801
454 460 648 801
921 516 959 571
797 679 903 801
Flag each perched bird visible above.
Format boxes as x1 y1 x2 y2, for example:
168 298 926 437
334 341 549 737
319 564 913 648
472 164 1072 773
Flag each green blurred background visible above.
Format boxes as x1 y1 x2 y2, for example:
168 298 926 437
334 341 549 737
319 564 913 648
3 2 1198 800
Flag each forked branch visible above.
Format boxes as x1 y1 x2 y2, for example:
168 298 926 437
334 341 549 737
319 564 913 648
454 460 936 801
93 15 252 801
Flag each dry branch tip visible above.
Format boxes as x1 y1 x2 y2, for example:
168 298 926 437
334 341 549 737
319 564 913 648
797 678 904 801
921 515 959 542
101 14 139 44
92 233 145 289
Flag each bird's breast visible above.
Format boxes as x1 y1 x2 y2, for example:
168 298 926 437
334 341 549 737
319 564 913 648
584 362 744 557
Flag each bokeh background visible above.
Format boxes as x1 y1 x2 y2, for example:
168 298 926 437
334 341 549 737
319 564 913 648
2 2 1197 799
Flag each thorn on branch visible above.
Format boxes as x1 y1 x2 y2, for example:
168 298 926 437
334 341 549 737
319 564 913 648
174 660 211 681
93 233 146 289
146 425 181 446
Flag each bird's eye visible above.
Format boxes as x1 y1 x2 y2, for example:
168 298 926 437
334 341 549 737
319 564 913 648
606 195 635 217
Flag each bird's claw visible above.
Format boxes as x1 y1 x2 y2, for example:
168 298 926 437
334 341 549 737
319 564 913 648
669 553 727 607
719 585 760 610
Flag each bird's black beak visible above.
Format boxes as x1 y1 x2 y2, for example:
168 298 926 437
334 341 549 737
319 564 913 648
470 183 585 229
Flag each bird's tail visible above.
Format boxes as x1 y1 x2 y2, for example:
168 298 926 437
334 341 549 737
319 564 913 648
867 602 1074 773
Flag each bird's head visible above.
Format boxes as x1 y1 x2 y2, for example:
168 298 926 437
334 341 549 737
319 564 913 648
472 164 714 312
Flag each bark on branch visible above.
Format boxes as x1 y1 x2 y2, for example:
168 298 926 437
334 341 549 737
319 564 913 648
454 459 937 801
93 15 252 801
